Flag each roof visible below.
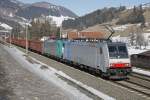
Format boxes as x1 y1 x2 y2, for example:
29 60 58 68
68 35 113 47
138 50 150 57
68 32 104 39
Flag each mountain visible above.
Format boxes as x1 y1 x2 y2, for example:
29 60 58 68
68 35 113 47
0 0 22 17
62 5 150 31
62 6 126 30
0 0 25 29
16 1 77 19
0 0 77 29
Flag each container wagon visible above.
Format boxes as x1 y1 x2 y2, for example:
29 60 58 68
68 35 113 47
43 39 64 59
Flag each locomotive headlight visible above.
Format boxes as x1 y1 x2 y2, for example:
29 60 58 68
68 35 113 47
125 63 129 67
110 63 114 67
110 63 130 68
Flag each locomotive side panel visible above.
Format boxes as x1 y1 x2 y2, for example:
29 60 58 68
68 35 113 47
64 41 107 70
43 40 56 57
56 40 64 58
63 41 71 60
96 43 109 73
72 43 98 67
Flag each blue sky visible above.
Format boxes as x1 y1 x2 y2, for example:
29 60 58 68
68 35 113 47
19 0 150 16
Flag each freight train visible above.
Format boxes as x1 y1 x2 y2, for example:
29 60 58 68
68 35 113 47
7 38 132 79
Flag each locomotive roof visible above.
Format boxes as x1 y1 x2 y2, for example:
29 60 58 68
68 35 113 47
66 40 126 46
107 42 126 45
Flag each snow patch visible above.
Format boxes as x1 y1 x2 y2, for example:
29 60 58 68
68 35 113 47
0 22 12 30
9 13 14 17
49 5 60 10
18 22 31 27
133 67 150 77
113 24 131 31
18 16 28 21
40 36 49 41
11 16 31 27
127 6 133 10
112 35 129 43
147 29 150 32
47 15 74 26
128 48 148 55
10 0 18 4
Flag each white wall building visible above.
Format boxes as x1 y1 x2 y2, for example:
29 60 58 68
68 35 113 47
143 33 150 45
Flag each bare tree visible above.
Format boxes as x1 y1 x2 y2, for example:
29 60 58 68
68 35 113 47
143 40 148 49
128 26 136 46
135 28 144 49
129 32 136 46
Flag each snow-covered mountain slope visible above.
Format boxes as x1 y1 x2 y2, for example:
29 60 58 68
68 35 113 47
0 22 12 30
0 0 77 29
47 15 74 26
16 1 77 19
113 24 132 31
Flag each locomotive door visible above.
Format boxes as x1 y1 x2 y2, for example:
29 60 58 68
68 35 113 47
97 47 105 71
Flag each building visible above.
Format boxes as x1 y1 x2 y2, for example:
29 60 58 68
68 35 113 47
143 33 150 45
67 31 104 39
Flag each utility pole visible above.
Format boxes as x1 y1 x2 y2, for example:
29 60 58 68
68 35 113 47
9 30 12 47
25 23 28 54
5 32 6 42
60 18 67 39
60 24 62 38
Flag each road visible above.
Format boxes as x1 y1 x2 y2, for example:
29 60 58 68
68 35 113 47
0 44 77 100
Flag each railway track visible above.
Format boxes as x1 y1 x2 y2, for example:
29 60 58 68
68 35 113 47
131 72 150 82
112 73 150 98
2 41 150 99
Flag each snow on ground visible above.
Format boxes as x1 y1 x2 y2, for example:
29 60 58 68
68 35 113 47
147 29 150 32
113 24 131 31
48 15 74 26
128 47 149 55
143 33 150 40
12 16 31 27
0 22 12 30
3 45 115 100
133 67 150 77
9 13 14 17
146 46 150 49
111 35 129 43
40 36 49 41
18 22 31 27
111 34 150 55
127 6 133 10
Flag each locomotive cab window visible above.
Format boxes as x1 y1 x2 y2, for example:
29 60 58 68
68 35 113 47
108 44 128 59
118 46 127 54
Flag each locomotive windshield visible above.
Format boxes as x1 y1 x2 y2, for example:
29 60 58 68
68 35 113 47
108 44 128 59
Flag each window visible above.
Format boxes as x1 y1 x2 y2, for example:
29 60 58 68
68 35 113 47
118 46 127 54
108 45 128 59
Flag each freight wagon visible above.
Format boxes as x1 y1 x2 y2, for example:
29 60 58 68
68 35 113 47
63 40 131 79
29 40 43 53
